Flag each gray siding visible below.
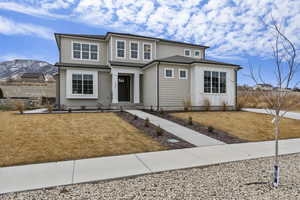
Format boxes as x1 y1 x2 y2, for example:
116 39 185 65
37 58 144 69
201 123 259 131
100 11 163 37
60 37 108 65
157 42 205 59
143 64 157 108
110 35 156 63
159 64 191 108
59 68 112 108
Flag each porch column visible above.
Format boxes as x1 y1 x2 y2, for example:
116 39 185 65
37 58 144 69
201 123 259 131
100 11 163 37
134 72 140 103
112 71 118 104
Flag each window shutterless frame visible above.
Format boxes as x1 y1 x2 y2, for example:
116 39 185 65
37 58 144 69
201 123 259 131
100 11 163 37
204 71 227 94
71 41 99 61
164 68 175 78
179 69 188 79
143 42 152 61
116 39 126 59
194 50 201 58
129 41 139 60
184 49 191 57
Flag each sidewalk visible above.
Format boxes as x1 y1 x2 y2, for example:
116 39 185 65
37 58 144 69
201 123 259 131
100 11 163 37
126 110 224 147
242 108 300 120
1 138 300 195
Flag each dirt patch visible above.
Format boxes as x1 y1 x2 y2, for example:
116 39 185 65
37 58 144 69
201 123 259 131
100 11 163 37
143 110 247 144
117 111 195 149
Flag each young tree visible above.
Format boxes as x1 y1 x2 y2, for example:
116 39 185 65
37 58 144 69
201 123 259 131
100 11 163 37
249 18 299 187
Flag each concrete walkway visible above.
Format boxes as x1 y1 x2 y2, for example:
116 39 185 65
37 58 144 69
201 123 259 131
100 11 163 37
243 108 300 120
126 110 224 147
1 138 300 195
23 108 47 114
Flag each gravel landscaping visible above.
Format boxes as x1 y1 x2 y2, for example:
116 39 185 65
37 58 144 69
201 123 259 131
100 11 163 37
2 153 300 199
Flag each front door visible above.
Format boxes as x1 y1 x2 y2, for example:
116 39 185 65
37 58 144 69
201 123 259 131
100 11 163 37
118 76 130 102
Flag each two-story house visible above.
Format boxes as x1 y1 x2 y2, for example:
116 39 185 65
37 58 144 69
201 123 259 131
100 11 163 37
54 32 241 110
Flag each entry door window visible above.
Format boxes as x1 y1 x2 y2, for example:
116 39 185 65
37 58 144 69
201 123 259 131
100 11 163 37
118 76 131 102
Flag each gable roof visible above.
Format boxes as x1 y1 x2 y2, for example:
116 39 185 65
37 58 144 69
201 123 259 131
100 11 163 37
54 32 209 49
144 55 241 68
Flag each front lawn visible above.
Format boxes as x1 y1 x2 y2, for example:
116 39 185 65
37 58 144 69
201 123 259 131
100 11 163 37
171 111 300 142
0 112 167 167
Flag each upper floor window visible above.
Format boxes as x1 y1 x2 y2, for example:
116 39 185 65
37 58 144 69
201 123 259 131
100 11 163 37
194 50 201 58
72 42 98 61
130 41 139 59
164 68 174 78
184 49 191 57
204 71 226 94
143 43 152 60
179 69 188 79
116 40 125 58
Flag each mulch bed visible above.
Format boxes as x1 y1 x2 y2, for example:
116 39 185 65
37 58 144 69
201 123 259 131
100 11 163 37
117 111 195 149
143 110 248 144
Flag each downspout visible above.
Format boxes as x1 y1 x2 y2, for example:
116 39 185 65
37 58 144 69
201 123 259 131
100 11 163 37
57 35 61 109
157 62 160 111
235 69 238 110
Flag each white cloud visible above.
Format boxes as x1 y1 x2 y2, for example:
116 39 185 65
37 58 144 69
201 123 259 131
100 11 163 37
0 16 53 39
1 0 300 61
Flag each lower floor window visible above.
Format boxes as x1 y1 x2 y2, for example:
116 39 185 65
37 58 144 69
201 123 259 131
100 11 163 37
204 71 226 93
72 74 93 95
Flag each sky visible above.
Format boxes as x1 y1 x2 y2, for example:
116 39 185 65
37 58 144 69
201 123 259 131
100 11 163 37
0 0 299 86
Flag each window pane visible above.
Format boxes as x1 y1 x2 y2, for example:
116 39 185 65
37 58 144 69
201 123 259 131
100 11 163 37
91 45 98 52
204 71 211 93
72 74 82 94
73 43 81 51
82 44 89 51
144 44 151 60
73 51 81 59
185 50 190 56
91 52 97 60
165 69 173 77
212 71 219 93
195 51 200 57
83 74 93 94
82 51 89 59
131 51 138 59
131 43 138 51
117 49 124 57
220 72 226 93
117 41 124 49
180 70 186 78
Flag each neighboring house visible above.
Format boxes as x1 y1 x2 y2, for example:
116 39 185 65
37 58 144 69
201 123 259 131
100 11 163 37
20 73 45 82
254 84 273 91
54 32 241 110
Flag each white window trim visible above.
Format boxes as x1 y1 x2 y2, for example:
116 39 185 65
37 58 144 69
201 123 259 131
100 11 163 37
116 39 126 59
164 68 175 78
66 69 98 99
71 41 99 61
194 50 201 58
179 69 188 80
184 49 192 57
129 41 139 60
143 42 152 61
203 71 227 94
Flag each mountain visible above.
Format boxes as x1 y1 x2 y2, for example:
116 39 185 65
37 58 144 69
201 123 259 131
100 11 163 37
0 59 57 80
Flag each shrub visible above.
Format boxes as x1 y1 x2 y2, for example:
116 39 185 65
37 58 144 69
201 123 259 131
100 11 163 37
81 105 86 110
188 116 193 125
68 108 72 113
133 115 138 120
221 101 227 111
14 101 24 114
207 126 214 133
47 104 53 113
156 125 163 137
183 98 192 111
203 98 211 111
144 117 150 127
159 108 164 115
